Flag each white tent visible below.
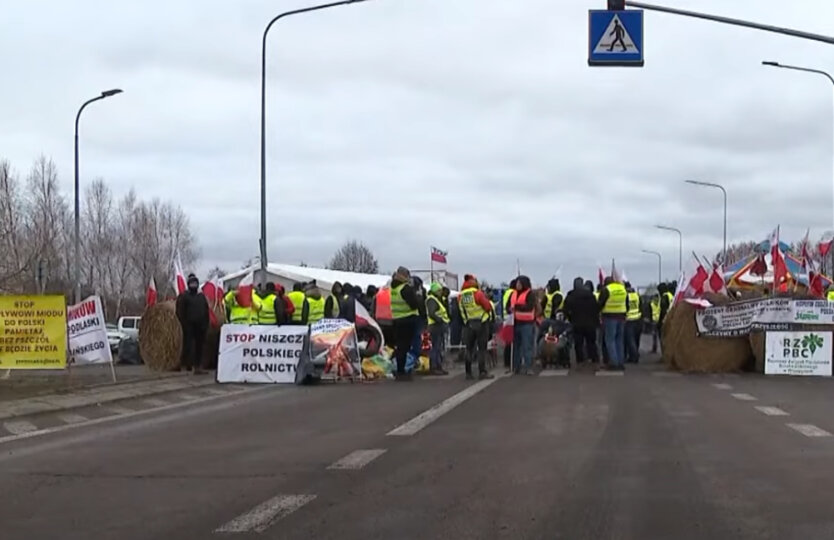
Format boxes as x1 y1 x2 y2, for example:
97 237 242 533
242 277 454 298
221 263 391 294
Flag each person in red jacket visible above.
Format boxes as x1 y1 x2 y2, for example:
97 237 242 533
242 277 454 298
457 274 495 380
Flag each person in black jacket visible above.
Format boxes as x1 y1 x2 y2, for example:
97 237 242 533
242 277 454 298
563 277 600 364
176 274 210 374
391 267 421 380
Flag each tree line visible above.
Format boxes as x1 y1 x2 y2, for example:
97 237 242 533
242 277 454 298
0 156 198 319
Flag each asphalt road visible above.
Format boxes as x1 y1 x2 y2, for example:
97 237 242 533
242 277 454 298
3 363 834 540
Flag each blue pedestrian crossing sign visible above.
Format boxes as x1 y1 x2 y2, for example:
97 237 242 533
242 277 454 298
588 10 644 67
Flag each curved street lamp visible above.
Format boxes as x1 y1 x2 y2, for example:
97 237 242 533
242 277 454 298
259 0 374 284
641 249 662 284
685 180 727 264
75 89 123 303
655 225 682 274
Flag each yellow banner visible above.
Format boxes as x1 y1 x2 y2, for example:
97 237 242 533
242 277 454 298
0 295 67 369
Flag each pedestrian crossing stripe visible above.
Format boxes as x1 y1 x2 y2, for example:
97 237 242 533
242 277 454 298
592 14 639 55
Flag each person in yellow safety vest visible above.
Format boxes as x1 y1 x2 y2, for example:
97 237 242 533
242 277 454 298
649 294 661 354
305 281 327 325
827 286 834 302
425 282 450 375
326 282 342 319
286 283 308 326
390 266 421 381
542 279 565 321
458 274 495 380
624 282 641 364
501 278 518 370
598 277 628 371
257 283 278 325
224 286 262 324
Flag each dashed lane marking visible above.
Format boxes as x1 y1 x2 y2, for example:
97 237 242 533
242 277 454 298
327 449 387 470
755 406 789 417
56 413 89 424
387 373 504 436
214 494 316 533
3 420 38 435
539 369 569 377
713 383 733 390
787 423 832 437
731 393 757 401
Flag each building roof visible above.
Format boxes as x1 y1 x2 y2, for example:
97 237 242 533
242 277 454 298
221 263 392 292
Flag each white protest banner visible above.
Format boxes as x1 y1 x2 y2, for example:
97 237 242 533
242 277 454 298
217 324 307 383
696 298 834 337
67 296 112 365
765 331 833 376
310 318 361 379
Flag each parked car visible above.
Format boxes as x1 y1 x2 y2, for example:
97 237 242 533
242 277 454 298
117 316 142 340
106 323 126 352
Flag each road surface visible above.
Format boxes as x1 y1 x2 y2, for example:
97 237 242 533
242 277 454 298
3 363 834 539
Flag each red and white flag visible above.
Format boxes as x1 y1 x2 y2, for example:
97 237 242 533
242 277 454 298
146 276 157 308
430 246 447 264
672 271 687 305
172 252 186 295
818 231 834 258
809 271 826 298
355 299 385 352
235 271 254 308
685 254 709 297
708 261 727 295
769 226 788 291
800 228 813 273
597 266 606 285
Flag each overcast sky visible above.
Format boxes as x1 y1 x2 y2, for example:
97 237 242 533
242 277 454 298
3 0 834 287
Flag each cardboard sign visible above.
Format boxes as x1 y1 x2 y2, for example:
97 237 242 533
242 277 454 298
0 295 67 369
216 324 308 383
67 296 113 365
765 331 833 376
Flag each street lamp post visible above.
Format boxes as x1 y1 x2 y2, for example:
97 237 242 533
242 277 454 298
685 180 727 264
642 249 663 284
74 89 123 303
259 0 373 285
762 60 834 272
655 225 683 274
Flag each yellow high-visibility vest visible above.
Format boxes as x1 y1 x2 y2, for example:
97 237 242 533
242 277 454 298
458 287 485 323
391 283 418 319
601 283 627 315
258 294 277 324
328 294 341 318
308 297 325 324
626 292 641 321
426 295 450 325
287 291 306 322
650 299 660 322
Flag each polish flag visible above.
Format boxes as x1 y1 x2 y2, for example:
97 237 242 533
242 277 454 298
770 226 788 291
355 299 385 351
809 271 826 298
146 276 157 308
672 270 687 305
430 246 448 264
235 271 254 308
818 231 834 258
685 255 709 297
172 253 186 295
708 262 727 295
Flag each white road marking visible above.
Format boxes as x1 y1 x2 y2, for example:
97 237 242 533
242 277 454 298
142 398 169 407
787 423 832 437
387 374 504 436
327 449 387 470
731 393 757 401
0 387 263 446
56 413 89 424
539 369 569 377
712 383 733 390
3 420 38 435
215 494 316 533
595 370 624 377
755 406 789 417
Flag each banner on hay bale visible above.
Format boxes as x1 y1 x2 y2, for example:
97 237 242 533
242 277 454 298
67 296 112 365
216 324 308 383
765 331 833 376
696 298 834 337
310 318 361 379
0 295 67 369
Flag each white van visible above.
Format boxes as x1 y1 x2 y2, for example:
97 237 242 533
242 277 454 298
117 316 142 340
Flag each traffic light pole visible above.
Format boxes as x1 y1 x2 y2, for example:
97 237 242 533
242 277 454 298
624 1 834 45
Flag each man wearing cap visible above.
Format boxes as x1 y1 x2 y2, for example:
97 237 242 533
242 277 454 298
458 274 495 380
176 273 210 374
426 282 450 375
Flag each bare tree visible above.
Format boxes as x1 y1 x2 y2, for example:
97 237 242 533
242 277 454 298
328 240 379 274
206 266 227 281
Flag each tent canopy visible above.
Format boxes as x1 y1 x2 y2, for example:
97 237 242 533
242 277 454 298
221 263 391 293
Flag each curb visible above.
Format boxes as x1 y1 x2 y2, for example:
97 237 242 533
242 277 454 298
0 377 216 421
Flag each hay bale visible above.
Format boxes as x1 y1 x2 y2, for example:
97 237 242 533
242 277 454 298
665 293 751 373
139 301 183 371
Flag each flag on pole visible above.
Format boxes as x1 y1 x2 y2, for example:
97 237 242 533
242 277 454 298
769 226 788 291
708 261 726 295
818 231 834 258
146 276 157 308
172 252 186 295
684 253 709 297
809 271 826 298
672 271 687 305
430 247 448 264
610 259 619 282
355 299 385 352
597 266 606 285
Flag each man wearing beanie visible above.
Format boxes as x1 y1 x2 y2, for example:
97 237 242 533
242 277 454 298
390 266 421 381
176 273 210 374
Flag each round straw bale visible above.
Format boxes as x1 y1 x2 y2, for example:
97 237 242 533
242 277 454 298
139 301 183 372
